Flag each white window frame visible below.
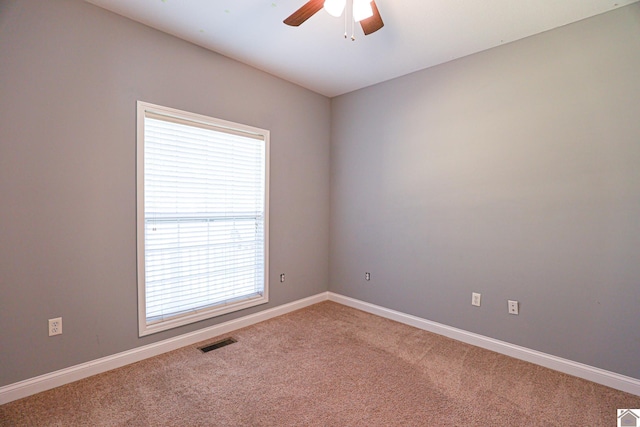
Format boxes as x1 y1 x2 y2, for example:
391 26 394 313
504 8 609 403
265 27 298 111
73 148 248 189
136 101 269 337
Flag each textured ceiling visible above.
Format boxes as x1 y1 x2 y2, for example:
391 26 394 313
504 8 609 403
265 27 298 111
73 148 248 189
85 0 638 97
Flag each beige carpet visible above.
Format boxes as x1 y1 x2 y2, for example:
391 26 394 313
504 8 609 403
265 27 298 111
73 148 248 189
1 301 639 426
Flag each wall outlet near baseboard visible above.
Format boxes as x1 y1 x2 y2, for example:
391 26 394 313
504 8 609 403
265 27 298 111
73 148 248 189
48 317 62 336
508 300 519 315
472 292 481 307
280 273 285 283
365 272 371 281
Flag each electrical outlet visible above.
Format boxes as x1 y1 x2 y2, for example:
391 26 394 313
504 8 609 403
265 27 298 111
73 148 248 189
365 272 371 281
48 317 62 336
472 292 481 307
280 273 285 283
508 300 519 315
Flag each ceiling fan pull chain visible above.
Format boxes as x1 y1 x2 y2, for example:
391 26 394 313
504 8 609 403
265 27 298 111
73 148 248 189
344 1 348 39
351 2 356 41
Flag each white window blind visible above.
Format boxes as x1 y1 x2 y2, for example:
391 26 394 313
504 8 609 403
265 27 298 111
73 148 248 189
137 101 269 336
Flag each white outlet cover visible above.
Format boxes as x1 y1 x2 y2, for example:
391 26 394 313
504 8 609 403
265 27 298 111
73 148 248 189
48 317 62 336
472 292 481 307
508 300 519 315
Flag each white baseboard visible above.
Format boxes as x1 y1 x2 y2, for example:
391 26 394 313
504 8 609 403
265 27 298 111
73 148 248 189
327 292 640 396
0 292 328 405
2 291 638 405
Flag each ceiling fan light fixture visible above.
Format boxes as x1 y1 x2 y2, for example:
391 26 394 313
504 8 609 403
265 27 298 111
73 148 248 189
353 0 373 22
324 0 346 17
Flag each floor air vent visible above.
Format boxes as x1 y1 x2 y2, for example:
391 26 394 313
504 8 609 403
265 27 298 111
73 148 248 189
198 337 237 353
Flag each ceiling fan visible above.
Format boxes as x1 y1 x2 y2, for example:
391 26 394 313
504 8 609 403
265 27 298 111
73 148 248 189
284 0 384 37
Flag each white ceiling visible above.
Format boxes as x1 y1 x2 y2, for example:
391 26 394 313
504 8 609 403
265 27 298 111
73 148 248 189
85 0 637 97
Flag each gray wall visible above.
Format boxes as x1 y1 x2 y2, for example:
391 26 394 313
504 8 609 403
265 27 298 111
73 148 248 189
0 0 330 386
330 5 640 379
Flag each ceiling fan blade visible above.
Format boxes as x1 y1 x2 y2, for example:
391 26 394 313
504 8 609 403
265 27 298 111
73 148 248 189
284 0 325 26
360 0 384 35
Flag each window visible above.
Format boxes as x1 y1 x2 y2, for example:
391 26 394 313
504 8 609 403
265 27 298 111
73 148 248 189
137 101 269 336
